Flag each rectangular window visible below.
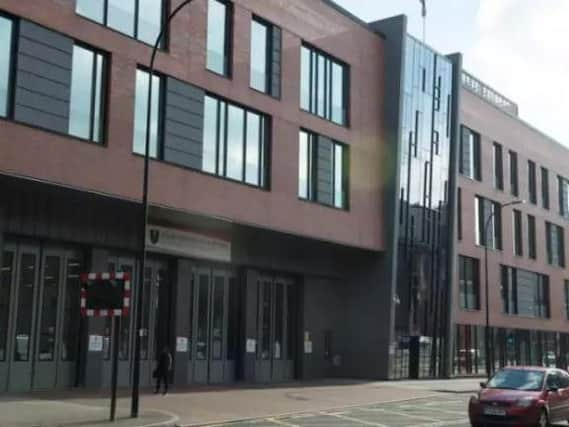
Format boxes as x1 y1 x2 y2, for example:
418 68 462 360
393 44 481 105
203 94 268 187
300 44 348 126
69 45 106 143
76 0 164 46
298 130 349 209
459 126 481 181
493 142 503 190
565 280 569 321
546 221 565 267
558 175 569 219
541 167 549 210
459 255 480 310
132 69 163 158
528 214 536 260
0 15 14 118
475 195 502 250
207 0 232 76
501 265 549 318
528 160 537 205
250 17 280 97
509 150 519 196
513 209 523 256
457 187 463 241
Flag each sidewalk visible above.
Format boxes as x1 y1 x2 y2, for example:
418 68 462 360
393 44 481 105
0 378 481 427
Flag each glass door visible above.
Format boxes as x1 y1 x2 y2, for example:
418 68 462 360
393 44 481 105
0 247 16 392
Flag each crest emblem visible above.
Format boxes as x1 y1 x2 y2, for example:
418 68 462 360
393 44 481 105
149 229 160 245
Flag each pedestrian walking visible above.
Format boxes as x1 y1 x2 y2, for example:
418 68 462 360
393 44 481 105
153 346 172 395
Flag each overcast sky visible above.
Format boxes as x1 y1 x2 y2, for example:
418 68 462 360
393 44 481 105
333 0 569 147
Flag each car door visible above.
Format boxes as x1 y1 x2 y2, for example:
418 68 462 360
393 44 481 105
546 372 563 422
557 370 569 420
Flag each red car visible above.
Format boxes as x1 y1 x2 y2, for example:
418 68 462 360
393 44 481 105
469 366 569 427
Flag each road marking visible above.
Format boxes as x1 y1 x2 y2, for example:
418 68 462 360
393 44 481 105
406 418 470 427
266 417 300 427
372 408 442 422
319 411 389 426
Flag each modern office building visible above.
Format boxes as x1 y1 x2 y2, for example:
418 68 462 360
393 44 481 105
0 0 564 394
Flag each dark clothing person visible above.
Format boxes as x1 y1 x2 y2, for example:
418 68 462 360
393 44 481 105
154 347 172 395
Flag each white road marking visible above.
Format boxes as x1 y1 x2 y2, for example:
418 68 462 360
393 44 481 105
319 411 389 427
372 408 442 422
266 417 300 427
406 418 470 427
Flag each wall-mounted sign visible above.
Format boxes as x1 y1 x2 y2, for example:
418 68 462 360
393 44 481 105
176 337 188 353
304 341 313 354
147 226 231 262
246 339 256 353
89 335 103 352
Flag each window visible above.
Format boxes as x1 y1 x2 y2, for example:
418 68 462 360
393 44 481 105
528 160 537 205
459 255 479 310
513 209 523 256
493 142 503 190
509 150 519 196
207 0 232 76
565 280 569 320
546 221 565 267
475 195 502 250
299 130 349 209
0 15 14 117
457 187 462 240
203 95 269 187
250 17 280 97
133 69 163 158
558 175 569 219
459 126 481 181
76 0 164 46
69 45 106 142
501 265 549 318
300 44 348 126
528 214 536 260
541 167 549 210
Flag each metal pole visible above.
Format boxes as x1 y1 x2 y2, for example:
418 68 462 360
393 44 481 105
484 230 490 378
131 0 195 418
110 317 120 422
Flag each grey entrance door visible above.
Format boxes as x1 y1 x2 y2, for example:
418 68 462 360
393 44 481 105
257 276 295 383
191 266 236 384
1 242 84 392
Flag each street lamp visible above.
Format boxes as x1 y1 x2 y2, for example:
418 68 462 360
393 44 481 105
484 199 524 378
132 0 196 418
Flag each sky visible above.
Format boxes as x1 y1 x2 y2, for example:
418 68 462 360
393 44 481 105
333 0 569 147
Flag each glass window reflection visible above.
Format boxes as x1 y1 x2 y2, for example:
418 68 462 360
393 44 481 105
0 16 13 118
76 0 105 24
250 19 268 92
133 69 162 158
137 0 163 46
226 105 244 181
107 0 135 36
207 0 230 75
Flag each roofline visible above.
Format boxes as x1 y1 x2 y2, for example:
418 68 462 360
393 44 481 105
320 0 386 39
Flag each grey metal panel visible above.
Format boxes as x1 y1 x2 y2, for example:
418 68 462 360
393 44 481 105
14 20 73 134
163 77 205 170
270 26 281 99
316 136 333 205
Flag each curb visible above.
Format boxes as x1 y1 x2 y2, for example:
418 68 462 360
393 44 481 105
176 393 444 427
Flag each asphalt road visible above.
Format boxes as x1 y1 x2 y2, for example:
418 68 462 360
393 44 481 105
209 395 472 427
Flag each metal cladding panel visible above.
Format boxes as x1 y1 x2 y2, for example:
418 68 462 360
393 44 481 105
14 20 73 133
316 135 333 206
270 26 281 99
163 77 205 170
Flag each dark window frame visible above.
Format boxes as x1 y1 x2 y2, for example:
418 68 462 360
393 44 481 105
565 280 569 321
75 0 168 49
501 265 550 319
509 150 519 197
206 0 233 77
528 160 537 205
459 125 481 181
493 141 504 191
0 12 17 120
250 15 276 96
300 42 350 127
528 214 537 260
457 187 462 241
513 209 523 256
298 128 350 210
558 175 569 219
459 255 480 311
475 195 502 250
541 167 549 210
546 221 566 268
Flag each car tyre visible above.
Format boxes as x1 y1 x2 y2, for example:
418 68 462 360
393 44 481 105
538 409 548 427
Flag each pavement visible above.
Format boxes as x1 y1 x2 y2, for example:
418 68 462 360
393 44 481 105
0 378 484 427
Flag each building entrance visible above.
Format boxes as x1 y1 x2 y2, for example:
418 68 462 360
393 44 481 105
0 241 83 392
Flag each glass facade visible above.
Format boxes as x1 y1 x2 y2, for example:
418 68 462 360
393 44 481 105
207 0 231 76
0 15 13 118
76 0 164 46
300 44 348 126
69 45 106 143
392 36 455 379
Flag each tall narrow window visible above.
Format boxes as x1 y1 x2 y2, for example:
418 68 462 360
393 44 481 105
459 255 480 310
475 195 502 250
493 142 503 190
528 160 537 205
0 251 13 362
133 69 163 158
300 44 348 126
457 187 463 241
0 15 14 118
513 209 523 256
509 150 519 196
207 0 232 76
250 17 281 97
76 0 165 47
528 214 536 260
546 222 565 267
459 126 481 181
69 45 106 143
202 95 269 187
541 167 549 210
558 176 569 219
298 130 349 209
565 280 569 321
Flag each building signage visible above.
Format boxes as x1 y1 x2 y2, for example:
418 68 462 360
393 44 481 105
147 226 231 262
176 337 188 353
88 335 103 352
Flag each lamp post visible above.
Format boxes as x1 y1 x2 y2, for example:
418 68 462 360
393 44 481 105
484 199 524 378
132 0 196 418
